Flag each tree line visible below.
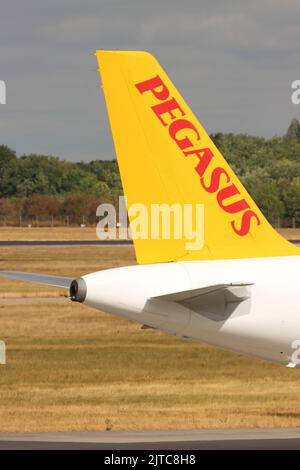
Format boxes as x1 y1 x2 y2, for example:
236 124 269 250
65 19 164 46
0 146 122 225
1 118 300 226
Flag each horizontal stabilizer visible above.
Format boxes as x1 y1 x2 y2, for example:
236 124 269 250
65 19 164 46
0 271 72 288
151 282 254 322
151 282 253 302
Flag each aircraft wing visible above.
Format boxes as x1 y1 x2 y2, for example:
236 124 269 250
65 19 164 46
0 271 72 288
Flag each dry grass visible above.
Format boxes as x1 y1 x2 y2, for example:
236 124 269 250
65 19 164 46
0 244 300 431
0 246 136 296
0 227 99 241
1 301 300 431
278 228 300 240
0 226 300 241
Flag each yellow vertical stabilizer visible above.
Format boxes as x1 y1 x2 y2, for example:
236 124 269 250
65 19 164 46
96 50 299 264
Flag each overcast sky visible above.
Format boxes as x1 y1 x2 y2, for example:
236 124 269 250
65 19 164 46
0 0 299 162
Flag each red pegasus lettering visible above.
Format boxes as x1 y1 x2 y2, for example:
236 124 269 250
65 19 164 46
217 184 250 214
135 75 169 101
169 119 200 150
231 210 260 236
201 166 230 193
190 148 214 177
152 98 185 126
135 76 261 238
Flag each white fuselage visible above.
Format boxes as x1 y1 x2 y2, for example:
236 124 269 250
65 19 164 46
81 256 300 367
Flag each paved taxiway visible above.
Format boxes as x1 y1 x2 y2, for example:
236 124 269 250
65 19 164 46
0 240 300 247
0 428 300 449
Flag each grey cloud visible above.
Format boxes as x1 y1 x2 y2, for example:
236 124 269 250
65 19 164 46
0 0 299 161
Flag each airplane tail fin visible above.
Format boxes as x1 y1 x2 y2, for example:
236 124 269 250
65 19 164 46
96 50 299 264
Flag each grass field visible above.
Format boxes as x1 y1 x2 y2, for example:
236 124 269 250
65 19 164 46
0 226 300 241
0 239 300 431
0 227 99 241
1 300 300 432
0 245 135 297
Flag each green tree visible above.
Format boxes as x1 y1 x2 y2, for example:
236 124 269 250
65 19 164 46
286 118 300 141
244 173 284 225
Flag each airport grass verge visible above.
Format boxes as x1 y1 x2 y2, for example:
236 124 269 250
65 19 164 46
0 244 299 430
